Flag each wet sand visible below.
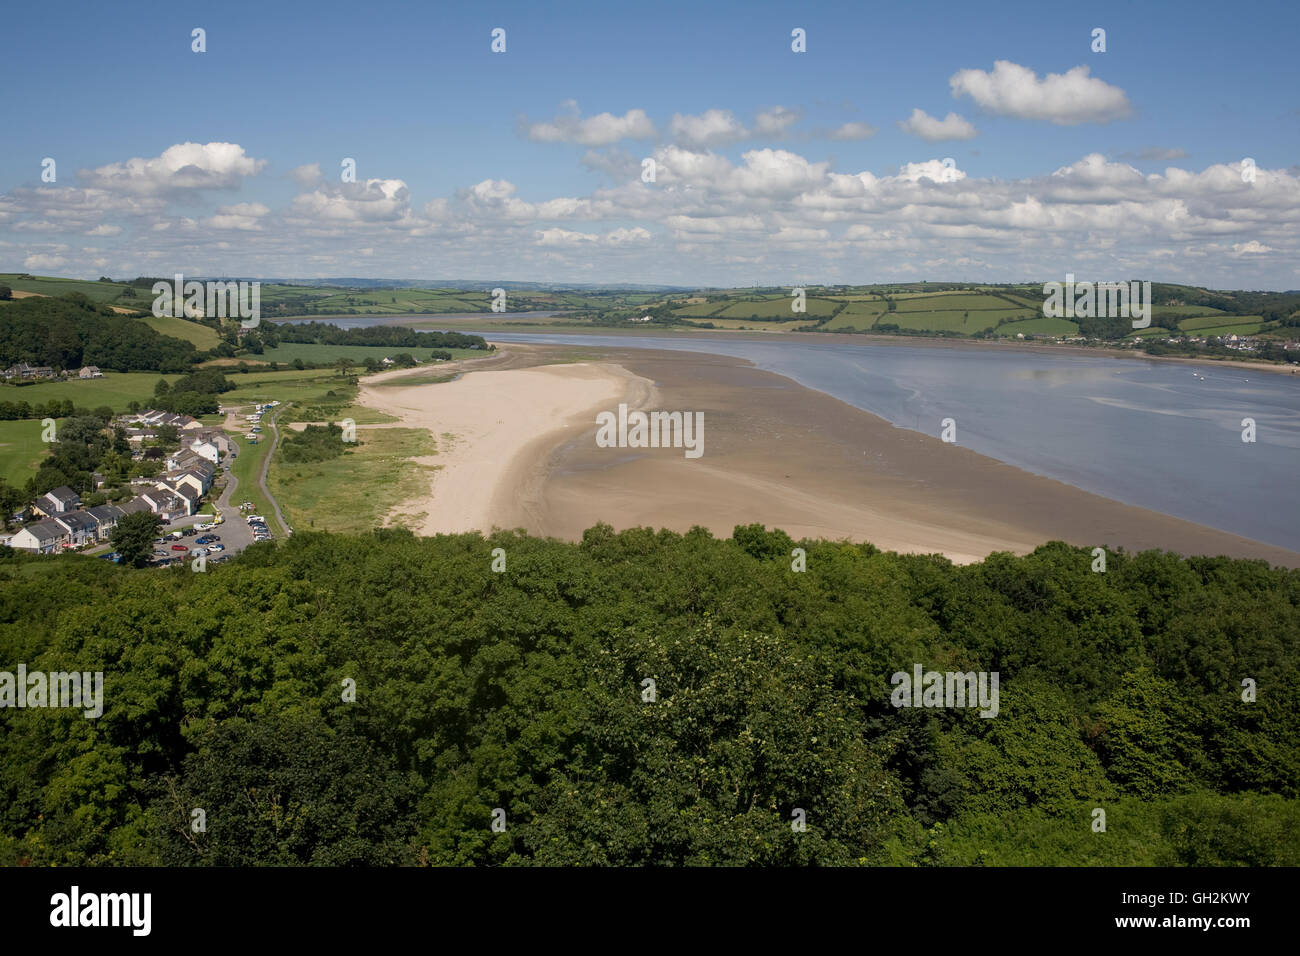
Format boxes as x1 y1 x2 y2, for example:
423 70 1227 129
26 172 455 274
362 344 1300 567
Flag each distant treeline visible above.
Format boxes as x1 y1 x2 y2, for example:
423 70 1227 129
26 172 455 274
0 295 198 373
260 320 489 351
1 527 1296 866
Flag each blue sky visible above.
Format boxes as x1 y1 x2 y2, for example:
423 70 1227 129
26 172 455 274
3 0 1298 287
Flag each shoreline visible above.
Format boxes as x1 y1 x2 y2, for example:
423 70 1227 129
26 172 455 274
356 344 1300 568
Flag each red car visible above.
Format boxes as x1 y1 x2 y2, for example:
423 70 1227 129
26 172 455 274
170 544 189 551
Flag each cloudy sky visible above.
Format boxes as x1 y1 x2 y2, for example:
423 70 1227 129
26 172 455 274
3 0 1298 288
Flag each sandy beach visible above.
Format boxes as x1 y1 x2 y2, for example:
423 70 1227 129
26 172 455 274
359 354 633 535
360 344 1300 567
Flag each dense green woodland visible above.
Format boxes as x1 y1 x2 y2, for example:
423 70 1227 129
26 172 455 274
0 295 196 373
1 527 1297 866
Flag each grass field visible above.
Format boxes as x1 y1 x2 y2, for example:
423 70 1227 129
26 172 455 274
1183 322 1267 337
219 369 348 407
691 318 818 331
996 317 1081 337
1155 305 1227 319
269 426 438 535
715 297 840 319
228 431 276 526
1179 314 1262 332
0 273 139 304
894 293 1029 313
822 301 886 330
886 309 1028 332
135 312 221 349
672 302 727 318
0 419 52 488
0 373 180 412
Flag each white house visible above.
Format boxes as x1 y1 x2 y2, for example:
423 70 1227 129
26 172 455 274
11 518 66 554
188 438 220 463
79 366 104 379
34 486 81 516
54 510 98 547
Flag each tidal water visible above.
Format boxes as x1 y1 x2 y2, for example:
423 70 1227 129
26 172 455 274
485 331 1300 552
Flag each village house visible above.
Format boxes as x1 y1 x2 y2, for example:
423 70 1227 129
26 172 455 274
32 485 81 517
168 468 210 498
188 437 221 464
78 366 104 379
140 489 188 521
116 496 154 518
3 362 56 381
195 429 233 455
54 510 99 547
10 518 66 554
86 503 124 537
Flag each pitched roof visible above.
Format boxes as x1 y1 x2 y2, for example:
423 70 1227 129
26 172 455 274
87 504 124 523
21 518 65 541
54 511 98 533
45 485 81 504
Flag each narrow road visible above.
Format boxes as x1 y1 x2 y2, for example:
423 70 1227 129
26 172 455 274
257 403 291 537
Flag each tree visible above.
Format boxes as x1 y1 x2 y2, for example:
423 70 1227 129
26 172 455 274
110 511 161 567
127 400 141 414
0 479 26 528
0 285 11 300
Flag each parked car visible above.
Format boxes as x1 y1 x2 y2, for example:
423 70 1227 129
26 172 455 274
170 544 189 552
194 536 213 545
195 522 212 531
191 548 208 558
169 531 185 540
208 544 225 553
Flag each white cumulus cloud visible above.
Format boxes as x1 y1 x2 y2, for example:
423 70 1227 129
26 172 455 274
898 109 978 142
950 61 1131 125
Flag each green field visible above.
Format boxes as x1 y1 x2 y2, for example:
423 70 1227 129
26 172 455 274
821 301 886 330
228 430 276 528
1155 305 1227 319
0 419 52 488
895 293 1029 313
885 309 1026 332
219 368 349 407
715 296 840 320
671 302 727 318
1183 322 1267 337
0 372 181 412
0 273 139 304
995 317 1080 337
1179 314 1263 332
690 318 818 331
135 312 221 349
269 426 438 535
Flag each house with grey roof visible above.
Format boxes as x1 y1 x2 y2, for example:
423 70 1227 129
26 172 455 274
140 490 187 521
11 518 67 553
54 510 99 547
116 496 154 517
87 504 124 537
33 486 81 517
